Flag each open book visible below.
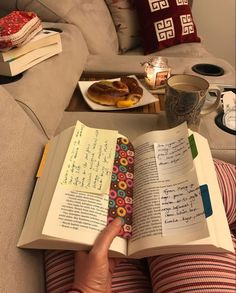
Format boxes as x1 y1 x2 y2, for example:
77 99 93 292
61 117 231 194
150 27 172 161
18 121 234 258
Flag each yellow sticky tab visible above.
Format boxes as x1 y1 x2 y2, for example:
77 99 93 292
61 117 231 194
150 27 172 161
36 143 49 178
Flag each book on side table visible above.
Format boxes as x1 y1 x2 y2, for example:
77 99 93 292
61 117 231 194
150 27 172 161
18 121 234 258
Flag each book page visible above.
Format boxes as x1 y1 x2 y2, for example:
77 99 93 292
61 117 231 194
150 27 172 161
58 121 118 195
128 123 209 255
43 186 127 255
154 135 193 180
159 170 206 236
42 121 126 254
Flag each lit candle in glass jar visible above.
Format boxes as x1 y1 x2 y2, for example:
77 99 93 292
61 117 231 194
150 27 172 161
143 57 171 89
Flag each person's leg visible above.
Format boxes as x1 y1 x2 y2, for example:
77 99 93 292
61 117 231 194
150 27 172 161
44 251 152 293
149 235 236 293
213 159 236 229
148 159 236 293
111 259 152 293
44 250 75 293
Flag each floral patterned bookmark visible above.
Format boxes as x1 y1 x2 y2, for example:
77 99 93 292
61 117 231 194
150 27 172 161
107 137 134 239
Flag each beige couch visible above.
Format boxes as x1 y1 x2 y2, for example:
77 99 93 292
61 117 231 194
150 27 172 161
0 1 235 293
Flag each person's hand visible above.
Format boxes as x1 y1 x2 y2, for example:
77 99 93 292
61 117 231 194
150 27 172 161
72 217 123 293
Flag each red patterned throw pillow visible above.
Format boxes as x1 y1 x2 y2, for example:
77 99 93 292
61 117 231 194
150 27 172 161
135 0 200 54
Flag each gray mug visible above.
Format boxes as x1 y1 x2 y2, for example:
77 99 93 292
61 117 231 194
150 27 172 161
165 74 221 130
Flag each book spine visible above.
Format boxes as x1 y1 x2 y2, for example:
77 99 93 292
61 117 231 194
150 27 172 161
0 31 59 62
0 42 62 76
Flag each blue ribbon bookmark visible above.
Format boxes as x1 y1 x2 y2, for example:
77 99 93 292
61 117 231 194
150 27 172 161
200 184 213 218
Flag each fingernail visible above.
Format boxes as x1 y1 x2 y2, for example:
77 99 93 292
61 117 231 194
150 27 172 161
113 217 124 226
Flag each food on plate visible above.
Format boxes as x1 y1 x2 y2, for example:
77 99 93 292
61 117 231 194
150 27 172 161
116 96 140 108
86 80 129 106
86 77 143 107
120 76 143 99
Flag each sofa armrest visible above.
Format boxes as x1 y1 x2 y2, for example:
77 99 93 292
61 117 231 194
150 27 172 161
3 22 89 138
0 85 47 293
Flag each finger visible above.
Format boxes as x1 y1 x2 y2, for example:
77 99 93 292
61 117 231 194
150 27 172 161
74 251 88 268
91 217 122 256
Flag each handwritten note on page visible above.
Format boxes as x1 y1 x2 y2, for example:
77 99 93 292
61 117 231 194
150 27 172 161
154 136 193 180
159 170 206 236
58 121 118 195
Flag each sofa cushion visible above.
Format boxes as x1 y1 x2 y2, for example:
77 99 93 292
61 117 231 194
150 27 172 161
125 41 211 57
17 0 119 54
135 0 200 54
0 85 47 293
105 0 141 53
84 55 214 78
0 0 17 14
17 0 61 22
3 22 88 138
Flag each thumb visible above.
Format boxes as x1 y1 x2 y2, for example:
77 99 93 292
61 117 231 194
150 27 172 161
91 217 122 257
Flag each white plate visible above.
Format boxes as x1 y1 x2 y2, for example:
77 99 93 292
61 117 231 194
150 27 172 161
78 75 158 111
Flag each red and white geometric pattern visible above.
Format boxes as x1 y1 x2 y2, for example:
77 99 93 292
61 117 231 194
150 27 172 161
176 0 188 5
154 17 175 41
148 0 169 12
180 14 194 35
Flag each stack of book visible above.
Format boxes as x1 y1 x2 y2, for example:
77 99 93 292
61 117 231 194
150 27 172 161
0 29 62 76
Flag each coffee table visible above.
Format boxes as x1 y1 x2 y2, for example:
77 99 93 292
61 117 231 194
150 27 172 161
64 72 235 165
66 72 165 113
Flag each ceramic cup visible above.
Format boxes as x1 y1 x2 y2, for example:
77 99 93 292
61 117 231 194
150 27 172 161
165 74 221 131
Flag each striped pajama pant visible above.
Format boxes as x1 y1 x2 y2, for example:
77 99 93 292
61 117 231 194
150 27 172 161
44 159 236 293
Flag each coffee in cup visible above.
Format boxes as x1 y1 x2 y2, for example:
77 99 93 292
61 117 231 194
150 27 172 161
165 74 221 131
